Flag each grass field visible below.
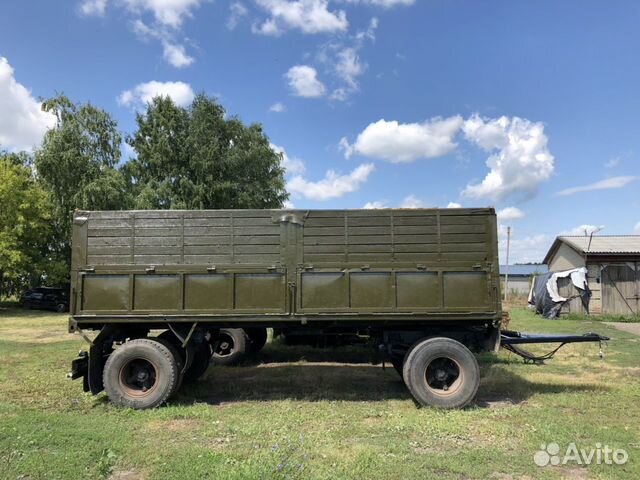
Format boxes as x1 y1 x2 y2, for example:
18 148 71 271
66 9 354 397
0 308 638 479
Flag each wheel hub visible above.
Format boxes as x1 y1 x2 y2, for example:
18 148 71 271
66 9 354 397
425 357 462 396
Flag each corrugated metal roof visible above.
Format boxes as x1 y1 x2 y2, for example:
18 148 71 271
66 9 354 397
559 236 640 255
499 264 548 276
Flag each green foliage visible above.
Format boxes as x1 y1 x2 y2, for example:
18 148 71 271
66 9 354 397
6 93 287 290
0 155 52 297
34 94 131 279
125 94 288 209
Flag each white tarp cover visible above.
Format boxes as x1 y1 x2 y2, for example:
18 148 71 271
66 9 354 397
546 267 588 302
528 267 591 318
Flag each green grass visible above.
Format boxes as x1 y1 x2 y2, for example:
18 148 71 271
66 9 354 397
0 307 638 479
563 312 640 323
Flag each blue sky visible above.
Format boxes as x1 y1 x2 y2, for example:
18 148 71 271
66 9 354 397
1 0 639 263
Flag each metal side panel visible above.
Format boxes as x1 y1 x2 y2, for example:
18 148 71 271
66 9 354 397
133 274 182 311
350 272 394 309
184 274 233 310
300 271 348 310
234 272 287 312
82 274 130 311
396 272 441 308
443 271 489 309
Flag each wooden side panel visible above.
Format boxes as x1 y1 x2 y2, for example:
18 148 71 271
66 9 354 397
602 263 639 315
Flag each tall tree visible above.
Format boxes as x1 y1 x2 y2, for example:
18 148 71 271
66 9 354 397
125 94 288 209
34 94 130 275
0 154 52 298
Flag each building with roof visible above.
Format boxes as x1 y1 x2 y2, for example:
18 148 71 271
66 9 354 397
500 264 548 296
543 236 640 315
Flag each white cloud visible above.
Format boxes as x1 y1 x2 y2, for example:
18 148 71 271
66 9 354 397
132 21 194 68
287 163 375 201
498 224 550 264
560 224 605 236
556 176 638 196
81 2 202 68
270 143 306 175
400 194 427 208
254 0 348 35
340 116 463 162
446 202 461 208
462 115 555 202
0 57 56 152
121 0 205 28
283 199 296 208
162 41 194 68
79 0 108 16
635 222 640 234
315 17 377 102
286 65 326 98
363 200 388 209
227 2 248 30
355 16 378 42
344 0 415 7
605 157 620 168
497 206 525 222
117 80 195 108
269 102 286 113
334 47 366 90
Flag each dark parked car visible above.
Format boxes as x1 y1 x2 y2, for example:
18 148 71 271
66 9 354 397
20 287 69 312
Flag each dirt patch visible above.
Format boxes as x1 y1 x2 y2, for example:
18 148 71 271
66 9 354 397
490 474 534 480
604 322 640 336
558 467 589 479
0 327 76 343
109 469 145 480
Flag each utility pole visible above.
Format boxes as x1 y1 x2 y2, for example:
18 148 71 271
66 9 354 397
504 226 511 303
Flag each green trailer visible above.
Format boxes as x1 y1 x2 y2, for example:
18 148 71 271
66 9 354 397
68 207 504 409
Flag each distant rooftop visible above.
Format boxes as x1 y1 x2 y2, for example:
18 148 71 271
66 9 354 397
559 236 640 254
499 264 548 276
543 235 640 264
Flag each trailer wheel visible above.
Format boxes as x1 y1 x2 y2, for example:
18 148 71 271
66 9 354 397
245 327 268 354
158 330 211 384
211 328 247 366
103 338 178 409
183 343 213 383
402 337 479 409
153 336 185 392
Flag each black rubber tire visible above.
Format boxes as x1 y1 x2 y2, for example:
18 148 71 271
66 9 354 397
103 338 178 409
183 343 212 383
158 330 211 384
153 336 185 392
402 337 480 409
55 303 67 313
211 328 247 366
245 327 268 354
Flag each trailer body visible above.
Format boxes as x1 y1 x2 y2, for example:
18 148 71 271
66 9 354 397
70 208 501 330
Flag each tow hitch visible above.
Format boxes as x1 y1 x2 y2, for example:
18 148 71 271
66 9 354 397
500 330 609 364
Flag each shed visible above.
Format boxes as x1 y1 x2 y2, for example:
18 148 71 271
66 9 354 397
543 236 640 315
500 264 548 296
